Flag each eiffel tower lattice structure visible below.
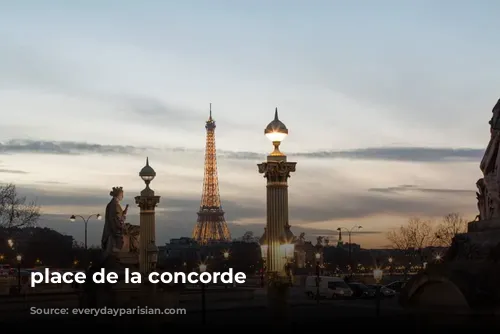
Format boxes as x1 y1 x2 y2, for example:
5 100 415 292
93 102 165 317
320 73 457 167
192 104 231 245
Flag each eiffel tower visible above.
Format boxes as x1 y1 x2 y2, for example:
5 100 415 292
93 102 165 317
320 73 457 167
192 104 231 245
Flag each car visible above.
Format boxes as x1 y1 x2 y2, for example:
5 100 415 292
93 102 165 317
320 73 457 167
384 280 406 293
305 276 353 299
347 282 376 299
366 284 396 298
0 264 12 276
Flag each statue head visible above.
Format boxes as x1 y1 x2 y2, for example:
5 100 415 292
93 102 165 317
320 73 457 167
110 186 124 201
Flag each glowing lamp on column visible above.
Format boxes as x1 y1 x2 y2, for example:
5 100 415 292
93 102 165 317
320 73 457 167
315 252 321 261
199 263 207 273
259 228 268 260
373 268 383 284
265 108 288 156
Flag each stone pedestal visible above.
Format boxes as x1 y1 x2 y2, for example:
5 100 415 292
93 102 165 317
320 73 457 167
400 218 500 313
267 285 290 321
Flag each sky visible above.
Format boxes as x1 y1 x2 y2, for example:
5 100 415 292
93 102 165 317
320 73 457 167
0 0 498 248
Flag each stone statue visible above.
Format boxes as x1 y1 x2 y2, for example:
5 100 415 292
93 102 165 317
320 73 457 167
298 233 305 244
316 236 323 246
122 223 140 253
101 186 126 254
477 101 500 219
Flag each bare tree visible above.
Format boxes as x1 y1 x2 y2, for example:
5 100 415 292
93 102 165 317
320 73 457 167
0 183 41 228
434 213 468 247
240 231 259 243
386 217 436 250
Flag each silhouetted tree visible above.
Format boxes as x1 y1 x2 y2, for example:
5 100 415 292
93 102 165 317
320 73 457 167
0 183 40 228
386 217 436 251
435 213 468 247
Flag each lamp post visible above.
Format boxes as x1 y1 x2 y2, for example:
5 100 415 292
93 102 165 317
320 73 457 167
373 267 383 317
7 239 13 249
258 108 296 319
336 225 362 267
388 257 393 276
223 251 229 289
16 254 22 294
315 252 321 304
69 214 102 250
199 263 207 325
135 158 160 275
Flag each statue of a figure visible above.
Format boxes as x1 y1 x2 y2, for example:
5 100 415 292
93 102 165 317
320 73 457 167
101 186 127 254
478 99 500 219
476 178 488 220
316 236 323 246
298 233 306 244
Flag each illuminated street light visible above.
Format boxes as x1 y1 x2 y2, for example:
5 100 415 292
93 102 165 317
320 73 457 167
69 214 102 249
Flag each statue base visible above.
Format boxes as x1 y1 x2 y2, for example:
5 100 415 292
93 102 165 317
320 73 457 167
400 219 500 314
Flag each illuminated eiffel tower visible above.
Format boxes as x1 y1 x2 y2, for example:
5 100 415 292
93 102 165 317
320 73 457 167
192 104 231 245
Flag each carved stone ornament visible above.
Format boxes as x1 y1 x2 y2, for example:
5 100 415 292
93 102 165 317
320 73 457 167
258 161 297 183
134 195 160 211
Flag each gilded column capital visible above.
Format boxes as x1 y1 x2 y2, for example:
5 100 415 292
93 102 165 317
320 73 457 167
135 195 160 211
258 160 297 183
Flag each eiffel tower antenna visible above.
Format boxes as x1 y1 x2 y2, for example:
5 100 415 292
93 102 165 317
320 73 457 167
192 104 231 244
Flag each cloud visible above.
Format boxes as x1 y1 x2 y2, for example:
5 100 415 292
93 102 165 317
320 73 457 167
0 139 485 163
0 168 28 174
368 184 475 195
15 180 476 248
0 139 147 155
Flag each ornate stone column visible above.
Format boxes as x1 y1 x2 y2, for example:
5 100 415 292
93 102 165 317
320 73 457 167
135 158 160 275
258 108 296 321
258 158 296 274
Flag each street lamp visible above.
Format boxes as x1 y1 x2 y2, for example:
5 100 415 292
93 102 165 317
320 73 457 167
258 108 296 320
435 254 442 261
199 263 207 325
388 257 393 276
336 225 362 266
69 213 102 250
16 254 22 293
315 252 321 304
7 239 13 248
223 250 230 288
373 267 383 317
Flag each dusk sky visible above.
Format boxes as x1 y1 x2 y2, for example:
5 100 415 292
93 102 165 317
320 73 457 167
1 1 498 248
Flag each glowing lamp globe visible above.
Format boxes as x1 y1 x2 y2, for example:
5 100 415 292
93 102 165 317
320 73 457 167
280 243 295 260
223 251 229 259
315 252 321 260
96 214 102 220
199 263 207 273
16 254 22 262
264 108 288 156
373 268 383 283
260 245 268 260
69 215 76 222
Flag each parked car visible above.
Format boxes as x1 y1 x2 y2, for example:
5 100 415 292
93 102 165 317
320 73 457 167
384 280 407 293
305 276 353 299
0 264 13 276
347 282 376 299
366 284 396 298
